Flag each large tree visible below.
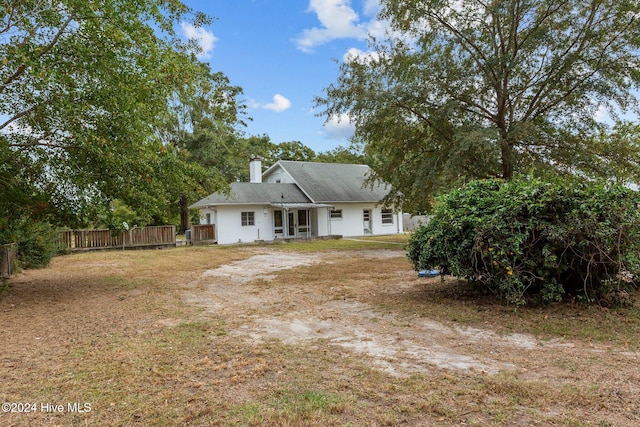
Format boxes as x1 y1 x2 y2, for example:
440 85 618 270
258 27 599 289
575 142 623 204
160 66 247 232
318 0 640 211
0 0 214 226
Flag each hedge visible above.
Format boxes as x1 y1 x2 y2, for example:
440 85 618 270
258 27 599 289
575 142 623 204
407 177 640 306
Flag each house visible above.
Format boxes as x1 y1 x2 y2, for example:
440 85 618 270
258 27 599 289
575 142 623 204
190 157 403 244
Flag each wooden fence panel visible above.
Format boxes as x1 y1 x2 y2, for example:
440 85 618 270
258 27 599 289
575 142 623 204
192 224 216 243
58 226 176 252
1 243 17 278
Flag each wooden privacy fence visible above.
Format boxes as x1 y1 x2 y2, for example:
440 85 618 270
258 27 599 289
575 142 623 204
191 224 216 244
58 226 176 252
1 243 17 278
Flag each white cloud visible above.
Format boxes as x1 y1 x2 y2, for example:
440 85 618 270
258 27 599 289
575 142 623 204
594 104 609 123
263 94 292 112
323 113 355 139
180 22 217 59
343 47 380 64
295 0 383 52
246 98 261 109
365 17 389 39
362 0 381 16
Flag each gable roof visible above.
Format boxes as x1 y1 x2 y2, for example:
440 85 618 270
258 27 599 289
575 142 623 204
268 161 390 203
190 183 310 208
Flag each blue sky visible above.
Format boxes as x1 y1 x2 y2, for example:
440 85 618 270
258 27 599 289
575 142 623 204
178 0 386 153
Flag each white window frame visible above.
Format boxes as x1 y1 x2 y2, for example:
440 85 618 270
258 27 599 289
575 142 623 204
381 209 394 225
241 211 255 226
330 208 343 220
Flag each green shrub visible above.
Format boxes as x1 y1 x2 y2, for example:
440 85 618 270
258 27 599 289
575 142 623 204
1 217 59 269
407 177 640 306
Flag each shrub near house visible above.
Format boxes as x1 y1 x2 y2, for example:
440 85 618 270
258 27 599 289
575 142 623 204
408 177 640 306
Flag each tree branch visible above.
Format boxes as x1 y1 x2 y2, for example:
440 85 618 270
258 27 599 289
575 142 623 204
395 101 457 145
0 104 39 132
529 9 637 122
0 2 17 34
428 7 500 88
522 2 604 121
7 141 80 150
0 14 74 94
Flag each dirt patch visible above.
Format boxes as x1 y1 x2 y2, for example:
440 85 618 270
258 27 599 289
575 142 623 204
202 252 323 283
185 250 639 381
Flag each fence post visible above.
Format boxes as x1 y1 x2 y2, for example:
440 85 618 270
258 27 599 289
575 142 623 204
1 243 17 279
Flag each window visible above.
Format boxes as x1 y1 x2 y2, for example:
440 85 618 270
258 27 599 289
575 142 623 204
381 209 394 224
241 211 255 226
330 209 342 219
274 210 283 235
298 209 309 234
205 213 211 224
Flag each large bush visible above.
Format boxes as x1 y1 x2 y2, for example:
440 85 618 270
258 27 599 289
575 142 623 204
407 177 640 306
0 217 59 269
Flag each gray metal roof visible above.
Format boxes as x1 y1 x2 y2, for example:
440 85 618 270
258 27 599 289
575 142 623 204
190 183 311 208
273 161 390 203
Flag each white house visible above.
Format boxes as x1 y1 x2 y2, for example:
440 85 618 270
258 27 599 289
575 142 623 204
190 158 403 245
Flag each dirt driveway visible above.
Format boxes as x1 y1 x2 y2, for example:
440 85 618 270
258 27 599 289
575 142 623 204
1 244 639 426
180 248 639 424
187 250 534 376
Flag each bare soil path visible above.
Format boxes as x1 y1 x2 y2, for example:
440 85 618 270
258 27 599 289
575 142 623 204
181 248 639 424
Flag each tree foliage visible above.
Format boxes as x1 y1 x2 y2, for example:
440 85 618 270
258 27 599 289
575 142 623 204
315 144 366 164
273 140 316 162
407 177 640 306
0 0 214 226
159 65 248 232
318 0 640 211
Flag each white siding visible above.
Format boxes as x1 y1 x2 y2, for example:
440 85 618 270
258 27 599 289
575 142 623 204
198 203 402 245
198 208 217 226
215 205 275 245
264 167 293 183
315 207 330 236
327 203 402 237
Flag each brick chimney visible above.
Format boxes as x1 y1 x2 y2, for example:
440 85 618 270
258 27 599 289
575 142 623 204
249 155 262 183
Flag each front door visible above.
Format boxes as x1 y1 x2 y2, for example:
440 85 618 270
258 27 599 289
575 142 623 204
363 209 372 234
285 209 310 238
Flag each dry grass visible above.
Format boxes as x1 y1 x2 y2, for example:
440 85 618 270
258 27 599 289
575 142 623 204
0 240 638 426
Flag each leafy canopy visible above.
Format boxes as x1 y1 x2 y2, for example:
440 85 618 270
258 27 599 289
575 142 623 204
318 0 640 212
0 0 215 226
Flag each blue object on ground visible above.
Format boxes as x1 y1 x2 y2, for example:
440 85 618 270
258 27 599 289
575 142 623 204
418 269 440 277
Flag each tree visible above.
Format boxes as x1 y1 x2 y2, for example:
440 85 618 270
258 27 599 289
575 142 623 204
160 66 248 232
1 0 213 227
315 144 367 164
318 0 640 211
273 140 316 161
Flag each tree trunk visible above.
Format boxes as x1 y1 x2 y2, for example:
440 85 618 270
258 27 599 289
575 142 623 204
500 137 514 180
179 194 190 234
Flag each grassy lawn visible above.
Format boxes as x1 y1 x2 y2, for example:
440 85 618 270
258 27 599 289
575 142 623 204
0 239 638 426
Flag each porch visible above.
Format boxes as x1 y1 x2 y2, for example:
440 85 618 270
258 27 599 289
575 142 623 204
270 203 333 240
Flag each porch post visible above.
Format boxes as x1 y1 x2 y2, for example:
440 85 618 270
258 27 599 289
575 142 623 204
283 207 289 238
